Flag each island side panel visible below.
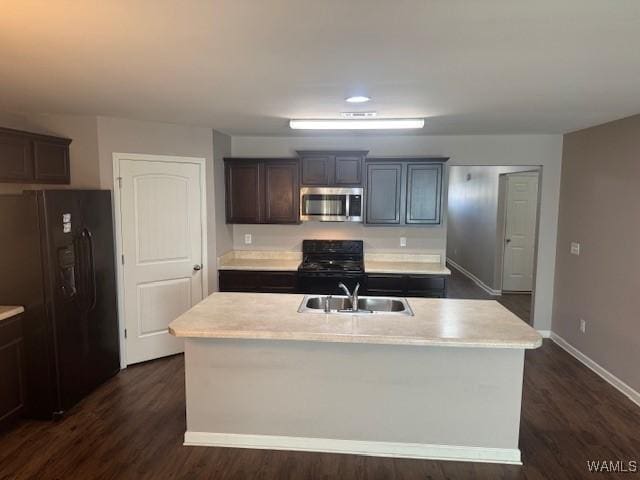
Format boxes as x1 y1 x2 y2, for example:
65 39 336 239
184 338 525 452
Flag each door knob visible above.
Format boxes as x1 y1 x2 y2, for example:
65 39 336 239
505 238 512 244
193 264 202 271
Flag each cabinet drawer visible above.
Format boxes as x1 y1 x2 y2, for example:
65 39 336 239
219 270 260 291
406 275 446 291
219 270 298 293
366 274 405 295
259 272 297 293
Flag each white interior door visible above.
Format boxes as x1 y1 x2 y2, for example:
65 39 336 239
502 173 539 292
118 158 204 364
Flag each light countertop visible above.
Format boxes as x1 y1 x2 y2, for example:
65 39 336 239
169 293 541 349
0 306 25 322
218 251 302 271
218 251 451 275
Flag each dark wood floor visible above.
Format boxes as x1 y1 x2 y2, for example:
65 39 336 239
447 263 533 324
1 340 638 479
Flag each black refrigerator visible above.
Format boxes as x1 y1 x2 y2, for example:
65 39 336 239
0 190 120 419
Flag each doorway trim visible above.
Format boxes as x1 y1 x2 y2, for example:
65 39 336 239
497 170 541 293
112 152 208 368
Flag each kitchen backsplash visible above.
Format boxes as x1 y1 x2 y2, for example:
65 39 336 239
231 223 446 256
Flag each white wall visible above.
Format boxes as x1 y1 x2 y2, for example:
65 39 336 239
213 131 233 256
447 165 538 291
232 134 563 330
0 111 30 130
233 223 445 254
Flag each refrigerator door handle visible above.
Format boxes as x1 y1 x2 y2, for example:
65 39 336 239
81 228 98 312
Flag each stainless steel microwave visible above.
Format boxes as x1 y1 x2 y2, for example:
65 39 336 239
300 187 363 222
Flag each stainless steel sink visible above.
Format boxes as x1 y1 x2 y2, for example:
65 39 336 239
357 297 408 312
304 296 353 311
298 295 414 316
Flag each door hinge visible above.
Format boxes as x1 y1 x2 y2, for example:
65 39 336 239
124 328 127 339
117 176 122 188
121 254 125 265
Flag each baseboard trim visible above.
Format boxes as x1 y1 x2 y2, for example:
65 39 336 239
537 330 551 338
184 431 522 465
446 258 502 296
550 332 640 408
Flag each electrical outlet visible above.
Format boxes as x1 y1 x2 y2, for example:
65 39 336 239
400 237 407 247
244 233 252 245
570 242 581 255
579 318 586 334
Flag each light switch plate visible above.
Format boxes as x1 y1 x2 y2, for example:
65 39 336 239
570 242 580 255
579 318 586 333
62 213 71 223
400 237 407 247
63 222 72 234
244 234 252 245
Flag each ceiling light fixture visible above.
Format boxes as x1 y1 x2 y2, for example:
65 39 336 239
345 96 371 103
289 118 425 130
341 111 377 118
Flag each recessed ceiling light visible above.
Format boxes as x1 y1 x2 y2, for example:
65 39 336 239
289 118 424 130
345 96 371 103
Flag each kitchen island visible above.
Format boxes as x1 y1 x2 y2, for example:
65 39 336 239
169 293 541 465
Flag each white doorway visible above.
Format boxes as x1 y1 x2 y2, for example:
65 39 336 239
113 153 207 366
501 172 539 292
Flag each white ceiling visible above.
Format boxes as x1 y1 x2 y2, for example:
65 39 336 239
2 0 640 136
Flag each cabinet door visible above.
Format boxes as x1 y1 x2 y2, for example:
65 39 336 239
0 131 33 182
301 155 334 185
225 161 262 223
33 139 70 184
0 315 25 428
263 161 299 224
366 163 402 224
335 155 363 186
405 164 442 224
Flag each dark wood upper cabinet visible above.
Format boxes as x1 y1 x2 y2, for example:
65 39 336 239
366 163 402 224
365 158 447 226
263 161 299 224
298 150 367 186
335 155 363 186
225 158 300 224
33 139 70 184
225 161 262 224
405 163 442 224
0 130 33 182
301 154 334 185
0 127 71 184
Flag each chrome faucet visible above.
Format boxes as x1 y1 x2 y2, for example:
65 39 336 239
338 282 360 312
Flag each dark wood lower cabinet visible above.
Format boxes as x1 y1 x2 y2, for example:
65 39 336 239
218 270 447 298
219 271 298 293
366 274 447 298
0 314 25 430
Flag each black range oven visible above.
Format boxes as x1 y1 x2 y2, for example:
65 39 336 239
297 240 365 295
